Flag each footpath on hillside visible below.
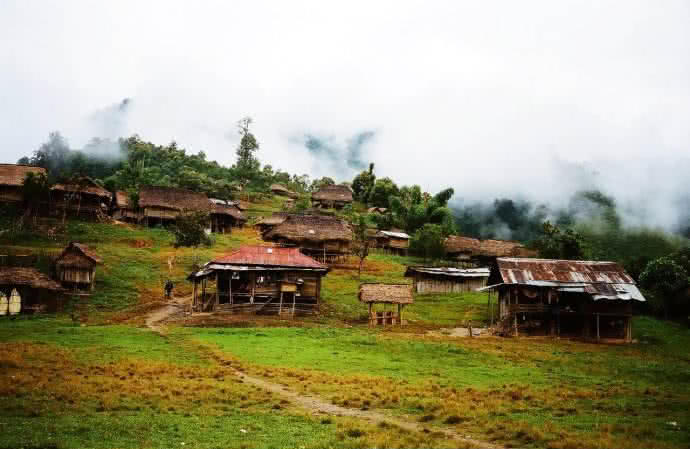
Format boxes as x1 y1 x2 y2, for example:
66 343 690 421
143 302 502 449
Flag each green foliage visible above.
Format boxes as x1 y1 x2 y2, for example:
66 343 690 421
234 116 260 180
368 177 399 208
351 163 376 202
173 211 212 248
294 196 311 211
20 171 50 222
310 176 335 191
640 251 690 316
410 223 446 260
389 187 456 235
532 221 585 260
350 214 371 278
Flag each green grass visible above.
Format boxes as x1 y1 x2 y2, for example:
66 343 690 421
408 292 490 326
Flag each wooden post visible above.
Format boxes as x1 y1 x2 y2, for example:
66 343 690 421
596 314 600 341
468 320 473 338
192 280 198 311
250 272 255 304
215 274 219 309
90 269 96 291
397 303 401 326
201 277 206 310
229 273 233 305
368 303 372 327
291 292 296 317
514 313 518 337
279 291 283 316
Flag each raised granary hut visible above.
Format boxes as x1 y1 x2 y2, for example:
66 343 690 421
263 215 352 263
371 230 410 255
138 185 211 227
112 191 140 223
359 283 413 326
209 199 247 233
188 246 329 315
51 177 112 219
480 258 646 342
311 184 353 209
0 164 47 205
404 266 490 294
54 242 103 291
0 267 63 315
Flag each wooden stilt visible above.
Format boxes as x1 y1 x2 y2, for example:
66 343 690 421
228 273 233 305
368 303 372 327
397 303 401 326
279 291 283 316
596 314 600 341
215 274 219 309
291 293 296 317
514 313 518 337
192 280 198 311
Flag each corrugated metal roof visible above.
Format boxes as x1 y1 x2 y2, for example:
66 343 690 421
405 266 490 278
377 230 410 239
210 246 328 269
494 257 645 301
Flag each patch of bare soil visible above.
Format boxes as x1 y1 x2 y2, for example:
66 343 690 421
427 327 490 338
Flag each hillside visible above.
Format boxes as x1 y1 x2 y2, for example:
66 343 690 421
0 196 689 449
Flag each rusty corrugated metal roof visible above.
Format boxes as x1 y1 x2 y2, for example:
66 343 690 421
211 246 327 269
497 257 635 285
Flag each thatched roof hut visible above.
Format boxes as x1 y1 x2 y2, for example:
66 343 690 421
112 191 140 222
55 242 102 290
359 283 413 326
51 177 112 217
52 177 111 200
359 283 414 304
444 235 536 261
138 185 211 225
0 164 47 204
0 267 63 291
255 212 292 233
311 185 353 209
263 215 352 260
209 199 246 233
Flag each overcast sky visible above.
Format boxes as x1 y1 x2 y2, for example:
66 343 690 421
1 1 689 227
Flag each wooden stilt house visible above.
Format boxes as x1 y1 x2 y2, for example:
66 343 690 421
372 230 410 255
209 199 247 233
262 215 352 263
51 177 112 219
111 191 140 222
359 283 413 326
138 185 212 227
54 242 103 291
0 164 47 205
311 185 353 209
0 267 63 315
480 258 645 342
188 246 329 315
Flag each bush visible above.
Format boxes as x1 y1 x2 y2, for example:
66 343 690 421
172 211 212 248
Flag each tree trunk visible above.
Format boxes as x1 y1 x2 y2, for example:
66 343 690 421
358 257 364 279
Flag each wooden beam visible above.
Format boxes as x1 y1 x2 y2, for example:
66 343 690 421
596 313 600 341
228 273 233 305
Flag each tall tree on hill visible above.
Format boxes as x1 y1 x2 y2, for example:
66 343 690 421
235 117 260 182
368 177 399 208
20 172 50 227
389 187 456 235
351 163 376 202
350 214 372 279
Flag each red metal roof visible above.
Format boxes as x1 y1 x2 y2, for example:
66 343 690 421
496 258 635 285
212 246 327 269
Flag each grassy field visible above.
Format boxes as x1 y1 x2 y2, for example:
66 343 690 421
0 217 689 448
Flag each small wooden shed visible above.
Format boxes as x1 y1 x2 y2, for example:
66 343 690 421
404 266 490 293
209 199 247 233
54 242 103 291
0 164 47 205
138 185 212 227
51 177 112 219
112 191 140 222
359 283 413 327
372 230 410 255
263 214 352 263
0 267 63 314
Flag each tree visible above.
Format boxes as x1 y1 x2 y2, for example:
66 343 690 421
20 172 50 227
368 177 399 208
640 256 689 318
410 224 446 261
351 163 376 202
173 211 212 248
350 214 371 279
532 221 585 260
235 117 260 180
310 176 335 192
389 187 456 235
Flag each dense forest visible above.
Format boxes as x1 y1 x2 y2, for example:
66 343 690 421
13 119 690 318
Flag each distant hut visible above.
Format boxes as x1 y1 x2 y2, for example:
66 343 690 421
359 283 413 327
404 266 490 293
209 199 247 233
444 235 537 264
367 207 387 214
372 230 410 255
255 212 291 234
480 258 646 342
263 215 352 263
138 185 212 227
54 242 103 291
188 246 329 315
270 183 298 198
51 177 112 219
0 164 47 205
112 191 140 223
283 198 296 210
0 267 63 314
311 185 353 209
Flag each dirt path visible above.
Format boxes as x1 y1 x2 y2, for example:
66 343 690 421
142 305 501 449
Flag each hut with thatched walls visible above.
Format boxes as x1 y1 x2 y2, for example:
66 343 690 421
138 185 212 227
263 215 352 263
372 230 410 255
51 177 112 219
359 283 413 327
311 184 353 209
54 242 103 291
480 258 645 342
111 191 140 222
209 199 247 233
444 235 481 262
0 267 63 315
255 212 291 234
405 266 490 293
188 246 329 315
0 164 47 205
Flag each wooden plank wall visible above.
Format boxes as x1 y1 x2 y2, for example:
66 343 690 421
414 276 487 294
